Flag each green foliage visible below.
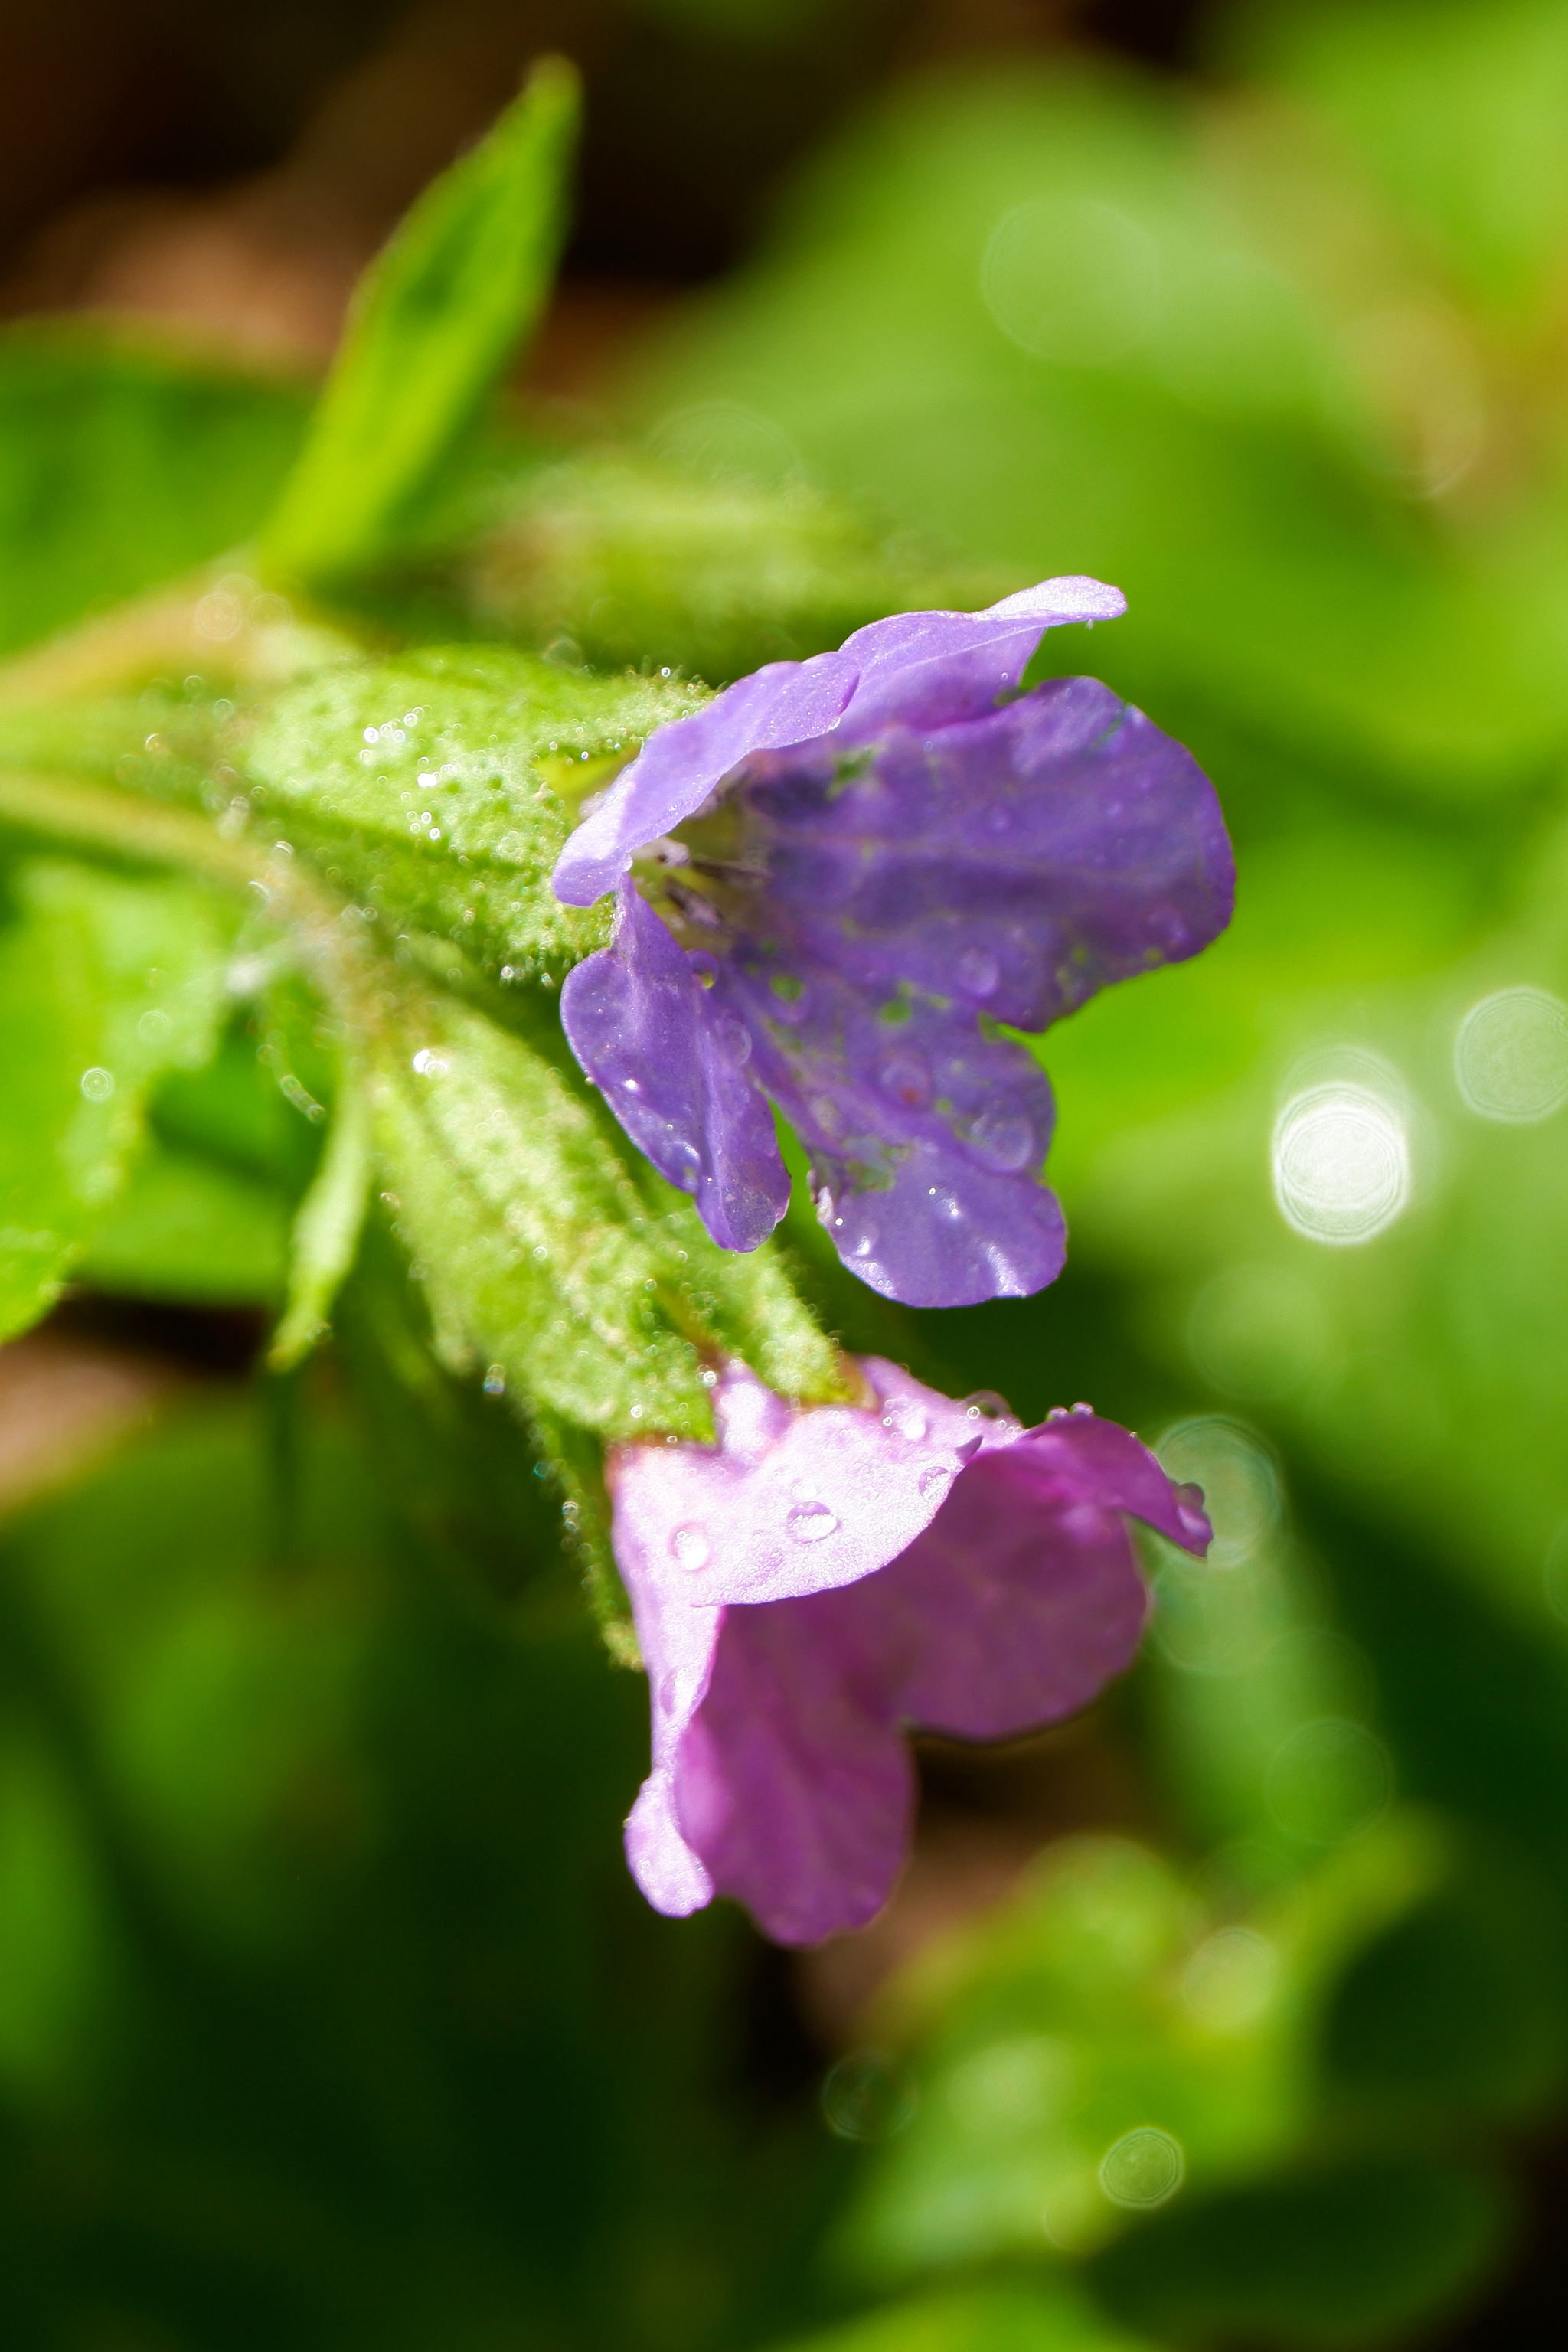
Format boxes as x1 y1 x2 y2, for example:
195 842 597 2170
842 1824 1439 2279
1227 0 1568 318
365 975 848 1623
768 2279 1158 2352
0 1390 829 2347
263 58 579 586
77 1139 289 1306
244 645 706 981
1091 2158 1511 2350
0 860 236 1338
469 453 1005 683
268 1065 371 1366
0 324 307 660
634 51 1568 802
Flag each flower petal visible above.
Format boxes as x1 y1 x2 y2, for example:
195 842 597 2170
835 575 1126 739
742 676 1235 1033
609 1359 990 1925
727 969 1066 1307
552 650 858 906
607 1357 985 1612
677 1590 913 1945
662 1403 1203 1945
560 883 789 1253
876 1414 1201 1738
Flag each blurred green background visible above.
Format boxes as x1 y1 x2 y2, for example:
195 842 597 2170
4 0 1568 2345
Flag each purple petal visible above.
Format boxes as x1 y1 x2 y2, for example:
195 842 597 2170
559 884 789 1253
607 1357 988 1612
608 1359 996 1920
699 675 1230 1304
552 651 858 906
628 1388 1207 1946
725 966 1066 1308
877 1414 1203 1738
676 1589 914 1945
741 678 1236 1033
835 576 1126 739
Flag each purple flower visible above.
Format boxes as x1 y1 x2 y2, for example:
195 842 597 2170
554 581 1233 1308
610 1358 1210 1946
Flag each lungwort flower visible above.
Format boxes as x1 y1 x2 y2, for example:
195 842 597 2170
611 1358 1210 1946
554 580 1233 1308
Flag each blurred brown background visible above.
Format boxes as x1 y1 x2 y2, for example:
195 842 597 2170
0 0 1202 371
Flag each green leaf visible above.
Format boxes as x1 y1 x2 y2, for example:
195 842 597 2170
0 860 235 1339
77 1139 289 1306
267 1067 372 1368
844 1820 1440 2278
369 982 845 1430
1232 0 1568 320
1090 2156 1513 2349
765 2281 1158 2352
469 452 1007 683
367 978 849 1635
242 645 707 982
631 60 1568 799
262 58 580 585
0 322 307 661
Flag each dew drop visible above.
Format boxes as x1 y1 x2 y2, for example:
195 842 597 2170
958 947 1000 998
968 1109 1034 1171
670 1524 711 1572
878 1057 930 1107
787 1501 840 1544
881 1401 929 1441
918 1465 952 1501
963 1390 1013 1421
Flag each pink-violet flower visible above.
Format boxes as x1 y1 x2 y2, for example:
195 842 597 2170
609 1358 1210 1946
553 580 1233 1308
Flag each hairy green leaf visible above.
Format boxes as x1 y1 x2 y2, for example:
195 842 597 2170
0 860 236 1339
369 980 844 1434
243 645 706 980
262 58 579 584
469 452 1004 683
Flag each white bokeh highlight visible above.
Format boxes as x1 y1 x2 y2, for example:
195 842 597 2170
1272 1082 1410 1244
1454 986 1568 1122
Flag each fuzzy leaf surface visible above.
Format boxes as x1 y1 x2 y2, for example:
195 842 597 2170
243 647 707 980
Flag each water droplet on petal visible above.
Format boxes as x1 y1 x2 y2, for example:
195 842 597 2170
918 1465 952 1501
968 1109 1034 1172
787 1501 840 1543
881 1400 929 1441
670 1524 711 1572
963 1390 1014 1421
1072 1400 1093 1415
878 1057 930 1107
958 947 1000 998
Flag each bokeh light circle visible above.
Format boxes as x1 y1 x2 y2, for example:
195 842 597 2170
1454 987 1568 1122
1272 1085 1409 1243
